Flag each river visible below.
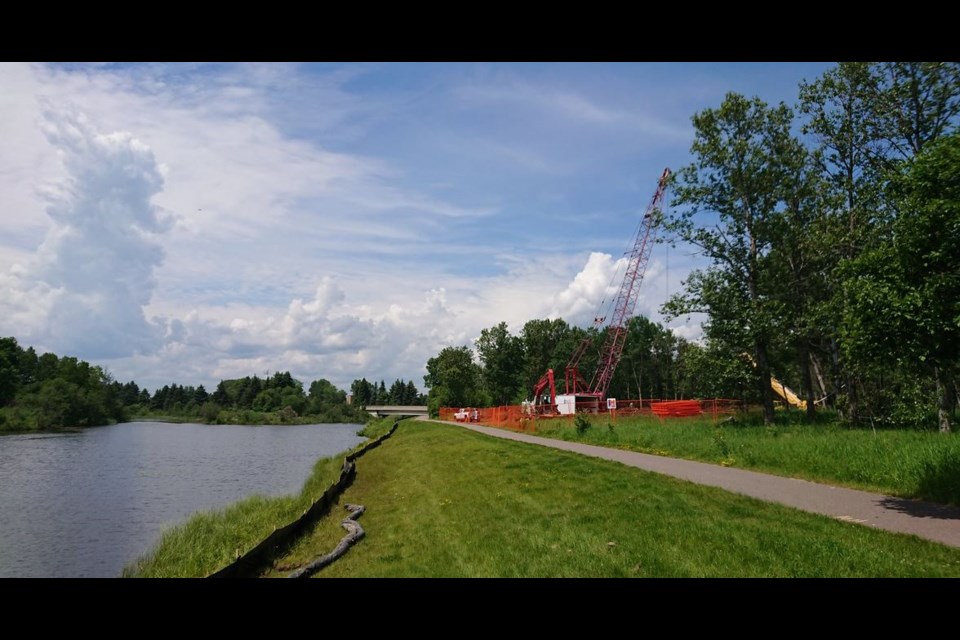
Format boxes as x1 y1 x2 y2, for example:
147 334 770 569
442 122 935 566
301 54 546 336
0 421 366 577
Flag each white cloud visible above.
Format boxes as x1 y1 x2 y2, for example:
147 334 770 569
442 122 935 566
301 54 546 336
549 252 624 326
0 108 169 358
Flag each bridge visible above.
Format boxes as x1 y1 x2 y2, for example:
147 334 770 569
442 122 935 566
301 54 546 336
365 405 429 418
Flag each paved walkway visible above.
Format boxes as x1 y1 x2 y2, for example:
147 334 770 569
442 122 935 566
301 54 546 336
429 419 960 549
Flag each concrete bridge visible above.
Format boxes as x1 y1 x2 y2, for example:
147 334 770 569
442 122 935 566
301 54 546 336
365 405 429 418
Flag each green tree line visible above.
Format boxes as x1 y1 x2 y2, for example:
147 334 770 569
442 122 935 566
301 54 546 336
349 377 425 407
0 336 126 431
423 316 742 417
0 336 382 431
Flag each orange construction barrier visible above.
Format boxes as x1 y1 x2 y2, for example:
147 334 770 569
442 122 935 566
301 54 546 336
650 400 703 417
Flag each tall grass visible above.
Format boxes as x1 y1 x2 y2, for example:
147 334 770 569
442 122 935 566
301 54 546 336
531 412 960 504
266 420 960 577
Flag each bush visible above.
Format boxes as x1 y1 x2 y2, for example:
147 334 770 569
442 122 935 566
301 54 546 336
575 414 592 435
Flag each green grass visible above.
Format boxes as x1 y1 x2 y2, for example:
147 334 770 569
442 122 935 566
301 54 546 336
264 420 960 577
524 412 960 505
122 418 395 578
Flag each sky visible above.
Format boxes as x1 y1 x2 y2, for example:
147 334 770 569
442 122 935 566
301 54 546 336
0 62 834 393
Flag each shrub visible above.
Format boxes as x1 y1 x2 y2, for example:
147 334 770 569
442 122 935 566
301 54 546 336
575 414 592 435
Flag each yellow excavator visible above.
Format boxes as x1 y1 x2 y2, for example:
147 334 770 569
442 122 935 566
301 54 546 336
770 376 806 409
742 353 807 409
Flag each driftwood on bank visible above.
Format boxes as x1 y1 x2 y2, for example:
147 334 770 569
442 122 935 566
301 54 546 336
287 503 366 578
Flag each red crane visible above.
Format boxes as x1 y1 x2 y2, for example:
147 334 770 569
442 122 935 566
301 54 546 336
545 168 671 412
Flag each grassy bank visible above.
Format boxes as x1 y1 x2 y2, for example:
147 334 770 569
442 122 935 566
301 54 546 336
266 420 960 577
514 412 960 506
123 418 394 577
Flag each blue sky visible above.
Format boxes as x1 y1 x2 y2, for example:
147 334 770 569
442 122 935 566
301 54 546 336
0 62 833 392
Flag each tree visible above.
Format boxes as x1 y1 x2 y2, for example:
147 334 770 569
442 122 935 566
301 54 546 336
350 378 374 406
664 93 799 425
800 63 897 421
0 337 20 406
519 318 571 399
405 380 419 405
18 346 38 387
874 62 960 161
423 346 485 416
308 378 346 413
475 322 524 405
253 387 284 412
212 381 230 406
388 379 406 404
841 133 960 432
766 139 831 420
36 352 59 382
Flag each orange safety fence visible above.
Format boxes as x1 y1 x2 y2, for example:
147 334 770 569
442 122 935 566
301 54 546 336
440 405 534 431
440 398 744 428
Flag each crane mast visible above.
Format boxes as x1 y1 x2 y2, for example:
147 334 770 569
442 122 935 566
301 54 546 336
588 167 671 399
563 167 671 402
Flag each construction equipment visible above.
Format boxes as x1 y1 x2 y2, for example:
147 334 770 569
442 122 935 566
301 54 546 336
770 376 807 410
532 369 557 414
741 352 811 410
533 168 671 414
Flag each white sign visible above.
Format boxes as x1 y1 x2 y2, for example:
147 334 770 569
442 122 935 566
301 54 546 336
607 398 617 410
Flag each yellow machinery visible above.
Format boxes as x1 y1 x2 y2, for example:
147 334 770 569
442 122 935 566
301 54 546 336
741 352 809 410
770 376 806 409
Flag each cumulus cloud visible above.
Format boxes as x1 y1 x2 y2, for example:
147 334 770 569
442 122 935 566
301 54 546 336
0 109 169 358
549 252 625 326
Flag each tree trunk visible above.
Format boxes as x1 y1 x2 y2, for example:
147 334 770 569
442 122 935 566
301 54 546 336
755 340 775 425
810 351 827 399
846 374 860 424
935 366 953 434
799 341 816 422
829 338 842 413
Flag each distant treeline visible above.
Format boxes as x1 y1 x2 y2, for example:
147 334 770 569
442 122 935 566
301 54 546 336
128 371 369 425
1 336 419 432
349 377 425 406
422 316 719 417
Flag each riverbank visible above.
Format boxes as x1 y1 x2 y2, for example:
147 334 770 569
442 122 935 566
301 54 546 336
123 418 392 577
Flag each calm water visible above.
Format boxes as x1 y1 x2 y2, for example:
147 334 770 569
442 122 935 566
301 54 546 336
0 421 365 578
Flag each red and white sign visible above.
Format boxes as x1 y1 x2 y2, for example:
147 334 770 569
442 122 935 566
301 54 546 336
607 398 617 410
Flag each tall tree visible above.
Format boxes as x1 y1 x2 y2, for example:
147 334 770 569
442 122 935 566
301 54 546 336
0 337 20 406
664 93 799 425
842 132 960 432
405 380 419 405
309 378 346 413
423 346 485 416
519 318 571 399
475 322 524 405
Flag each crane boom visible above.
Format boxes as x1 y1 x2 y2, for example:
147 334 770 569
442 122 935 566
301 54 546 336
588 167 671 399
536 168 671 412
